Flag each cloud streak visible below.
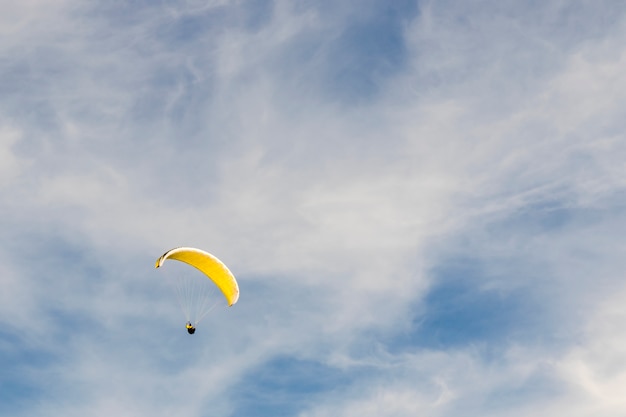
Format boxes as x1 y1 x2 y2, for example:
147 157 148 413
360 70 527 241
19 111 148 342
2 1 626 416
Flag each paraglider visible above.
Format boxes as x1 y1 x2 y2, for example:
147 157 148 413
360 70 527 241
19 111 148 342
155 247 239 335
185 322 196 334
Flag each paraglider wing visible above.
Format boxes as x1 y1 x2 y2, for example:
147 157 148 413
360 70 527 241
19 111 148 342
155 247 239 306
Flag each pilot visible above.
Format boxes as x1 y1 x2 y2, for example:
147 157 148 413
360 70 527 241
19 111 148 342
185 322 196 335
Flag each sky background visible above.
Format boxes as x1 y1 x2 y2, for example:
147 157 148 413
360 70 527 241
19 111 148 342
2 0 626 416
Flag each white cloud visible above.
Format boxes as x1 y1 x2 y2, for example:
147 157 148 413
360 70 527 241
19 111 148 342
2 1 626 416
551 285 626 415
0 125 26 187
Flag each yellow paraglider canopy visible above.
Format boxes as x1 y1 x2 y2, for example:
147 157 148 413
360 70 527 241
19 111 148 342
155 247 239 306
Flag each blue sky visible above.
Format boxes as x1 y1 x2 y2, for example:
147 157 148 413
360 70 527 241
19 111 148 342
2 0 626 416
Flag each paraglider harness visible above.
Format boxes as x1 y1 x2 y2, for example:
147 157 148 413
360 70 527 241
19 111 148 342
186 322 196 334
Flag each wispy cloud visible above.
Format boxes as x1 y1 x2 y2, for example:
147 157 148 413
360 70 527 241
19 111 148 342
2 1 626 416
